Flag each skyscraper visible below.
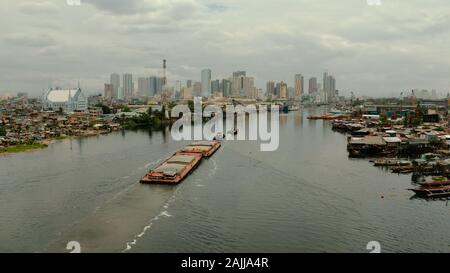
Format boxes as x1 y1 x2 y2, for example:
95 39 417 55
123 73 133 99
308 77 317 94
294 74 304 98
110 73 120 99
201 69 212 97
211 79 220 94
193 82 202 97
322 72 336 103
138 77 153 96
230 71 255 98
104 83 113 100
221 79 231 97
233 71 246 78
279 81 288 99
266 81 275 96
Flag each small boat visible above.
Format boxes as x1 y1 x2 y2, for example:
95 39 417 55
179 140 221 158
391 165 415 174
417 180 450 187
374 159 411 167
409 185 450 196
140 153 202 184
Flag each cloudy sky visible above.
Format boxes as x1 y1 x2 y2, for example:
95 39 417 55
1 0 450 97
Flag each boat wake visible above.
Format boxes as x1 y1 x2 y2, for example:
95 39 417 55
122 190 178 252
208 158 218 178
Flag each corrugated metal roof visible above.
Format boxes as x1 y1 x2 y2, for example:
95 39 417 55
383 137 401 143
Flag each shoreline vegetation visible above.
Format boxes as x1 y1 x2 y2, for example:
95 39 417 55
0 142 48 154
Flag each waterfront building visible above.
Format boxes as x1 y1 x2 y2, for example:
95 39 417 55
294 74 304 98
42 88 87 112
201 69 212 97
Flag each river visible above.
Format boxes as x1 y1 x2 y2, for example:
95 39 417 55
1 107 449 253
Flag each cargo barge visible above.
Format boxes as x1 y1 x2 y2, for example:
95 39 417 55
140 140 221 184
140 152 202 184
179 141 221 158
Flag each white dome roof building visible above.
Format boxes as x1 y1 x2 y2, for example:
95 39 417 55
42 88 87 112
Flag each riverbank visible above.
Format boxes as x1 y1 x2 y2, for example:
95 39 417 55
0 142 48 154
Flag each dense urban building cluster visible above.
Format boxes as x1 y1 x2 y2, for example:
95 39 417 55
0 93 121 151
100 60 341 104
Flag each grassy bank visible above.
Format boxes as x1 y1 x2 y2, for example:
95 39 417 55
0 143 48 154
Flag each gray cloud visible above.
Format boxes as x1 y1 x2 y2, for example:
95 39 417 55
2 34 57 48
1 0 450 97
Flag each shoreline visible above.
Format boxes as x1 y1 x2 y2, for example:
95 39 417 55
0 130 113 156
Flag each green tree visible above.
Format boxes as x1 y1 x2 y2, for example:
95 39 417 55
147 107 153 117
101 105 112 114
0 124 6 136
188 100 194 112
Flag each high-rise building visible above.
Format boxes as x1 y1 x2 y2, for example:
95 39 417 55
279 81 288 99
322 72 336 103
211 79 220 93
275 82 281 97
186 80 192 88
230 71 254 98
181 86 193 99
117 87 124 100
266 81 275 96
137 77 147 96
201 69 212 97
233 71 246 78
123 73 134 99
308 77 317 94
193 82 202 97
110 73 120 99
104 83 113 100
221 79 232 97
244 78 256 98
294 74 304 98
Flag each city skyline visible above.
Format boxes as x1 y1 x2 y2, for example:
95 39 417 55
1 0 450 97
